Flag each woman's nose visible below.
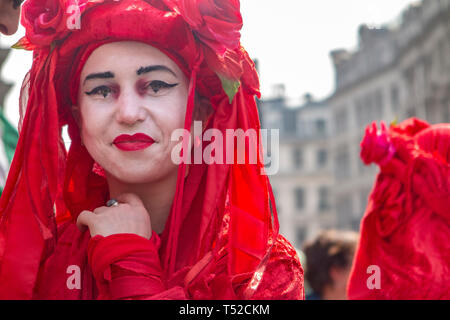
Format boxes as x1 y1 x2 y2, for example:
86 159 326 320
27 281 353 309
0 2 20 35
115 91 146 125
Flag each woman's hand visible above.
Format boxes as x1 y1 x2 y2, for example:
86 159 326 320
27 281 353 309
76 193 152 240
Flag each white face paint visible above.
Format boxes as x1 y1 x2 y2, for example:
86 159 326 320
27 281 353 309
76 41 189 184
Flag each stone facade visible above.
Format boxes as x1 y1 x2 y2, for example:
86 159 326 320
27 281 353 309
259 0 450 248
259 94 334 248
328 0 450 230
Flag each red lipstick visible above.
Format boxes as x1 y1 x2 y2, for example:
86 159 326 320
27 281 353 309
113 133 155 151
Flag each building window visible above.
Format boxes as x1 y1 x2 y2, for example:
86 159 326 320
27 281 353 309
315 119 326 135
294 187 305 210
335 146 350 179
292 148 303 170
424 54 432 90
438 40 447 75
390 85 400 114
374 89 384 120
296 227 307 246
283 109 297 135
271 188 280 215
336 194 353 229
318 187 330 211
335 109 348 134
354 98 364 128
363 93 373 125
317 149 327 168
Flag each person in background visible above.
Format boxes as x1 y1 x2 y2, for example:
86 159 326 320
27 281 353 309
347 119 450 299
303 229 358 300
0 0 21 36
0 0 22 194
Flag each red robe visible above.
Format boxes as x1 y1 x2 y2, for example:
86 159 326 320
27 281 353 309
33 220 304 300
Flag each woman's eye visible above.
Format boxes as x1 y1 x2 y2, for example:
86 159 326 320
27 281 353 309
84 86 112 98
146 81 178 94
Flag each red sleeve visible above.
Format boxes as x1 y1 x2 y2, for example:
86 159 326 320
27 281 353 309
88 232 304 300
87 231 187 300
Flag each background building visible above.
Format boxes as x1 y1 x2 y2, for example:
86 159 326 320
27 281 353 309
328 0 450 231
259 91 334 248
259 0 450 248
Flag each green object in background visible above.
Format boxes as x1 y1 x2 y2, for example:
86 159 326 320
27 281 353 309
0 109 18 163
0 108 19 195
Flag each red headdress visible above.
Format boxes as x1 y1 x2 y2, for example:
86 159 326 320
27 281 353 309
0 0 301 299
348 118 450 299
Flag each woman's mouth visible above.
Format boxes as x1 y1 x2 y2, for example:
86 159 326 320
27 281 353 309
113 133 155 151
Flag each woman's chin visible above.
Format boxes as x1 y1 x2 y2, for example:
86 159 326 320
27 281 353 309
106 167 176 185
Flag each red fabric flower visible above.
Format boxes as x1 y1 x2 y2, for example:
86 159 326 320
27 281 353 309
17 0 255 102
20 0 107 47
164 0 242 56
163 0 246 102
21 0 69 46
360 121 395 166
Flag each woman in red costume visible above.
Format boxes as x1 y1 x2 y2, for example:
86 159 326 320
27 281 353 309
348 118 450 299
0 0 304 299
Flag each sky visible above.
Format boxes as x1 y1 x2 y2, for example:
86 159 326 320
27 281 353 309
1 0 418 127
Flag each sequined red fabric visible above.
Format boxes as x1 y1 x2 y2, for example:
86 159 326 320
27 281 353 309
32 210 303 299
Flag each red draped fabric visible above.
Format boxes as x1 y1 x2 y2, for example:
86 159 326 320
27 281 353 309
348 118 450 299
0 0 303 299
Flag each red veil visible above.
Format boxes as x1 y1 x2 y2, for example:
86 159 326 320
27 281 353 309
348 118 450 299
0 0 303 299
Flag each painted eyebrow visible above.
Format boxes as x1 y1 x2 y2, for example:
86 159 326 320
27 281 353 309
83 71 114 85
136 65 177 77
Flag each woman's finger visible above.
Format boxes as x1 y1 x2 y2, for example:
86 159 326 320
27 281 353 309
76 210 95 232
115 193 143 207
93 206 109 214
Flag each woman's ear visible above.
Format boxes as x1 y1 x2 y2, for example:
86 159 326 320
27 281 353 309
71 105 84 145
71 105 81 126
193 95 212 123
